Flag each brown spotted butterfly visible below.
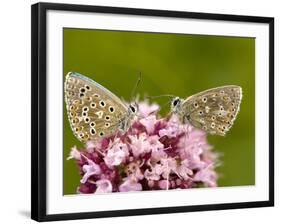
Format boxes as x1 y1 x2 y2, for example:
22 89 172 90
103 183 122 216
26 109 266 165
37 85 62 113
170 86 242 136
64 72 138 143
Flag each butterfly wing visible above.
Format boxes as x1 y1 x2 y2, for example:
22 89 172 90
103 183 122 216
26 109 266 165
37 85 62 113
181 85 242 135
64 72 128 142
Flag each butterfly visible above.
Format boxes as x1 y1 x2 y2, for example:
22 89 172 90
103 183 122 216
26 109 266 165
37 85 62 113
64 72 138 143
170 85 242 136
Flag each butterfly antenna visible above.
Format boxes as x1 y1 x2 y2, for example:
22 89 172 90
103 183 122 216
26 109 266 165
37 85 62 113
146 99 172 117
161 100 172 109
131 72 142 103
145 94 175 115
145 94 176 100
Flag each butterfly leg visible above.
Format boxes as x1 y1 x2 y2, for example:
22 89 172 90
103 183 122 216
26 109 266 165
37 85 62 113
182 115 191 142
183 126 190 147
112 118 128 142
112 122 122 142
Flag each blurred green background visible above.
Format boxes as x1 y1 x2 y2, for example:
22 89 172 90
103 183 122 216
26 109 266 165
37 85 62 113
63 28 255 195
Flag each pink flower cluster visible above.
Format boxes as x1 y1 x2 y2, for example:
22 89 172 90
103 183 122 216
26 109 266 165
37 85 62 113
68 101 219 194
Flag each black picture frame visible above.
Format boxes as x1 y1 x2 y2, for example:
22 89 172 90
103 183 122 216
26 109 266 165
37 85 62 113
31 2 274 222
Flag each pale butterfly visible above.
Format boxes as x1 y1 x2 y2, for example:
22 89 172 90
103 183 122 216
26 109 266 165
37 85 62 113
170 85 242 136
64 72 139 143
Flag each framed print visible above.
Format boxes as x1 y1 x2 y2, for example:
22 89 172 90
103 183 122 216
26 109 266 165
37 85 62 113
31 2 274 222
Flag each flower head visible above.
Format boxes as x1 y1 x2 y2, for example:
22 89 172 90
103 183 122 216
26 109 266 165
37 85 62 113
67 146 81 160
138 101 159 117
95 179 113 193
69 101 219 194
104 139 129 167
80 156 101 184
119 176 143 192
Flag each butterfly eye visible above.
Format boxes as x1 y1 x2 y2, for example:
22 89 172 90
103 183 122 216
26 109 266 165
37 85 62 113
105 115 110 120
90 122 96 127
211 123 215 128
85 85 91 90
193 102 198 108
211 115 216 121
105 123 110 128
99 132 104 137
90 103 96 108
173 99 180 107
198 111 203 115
94 94 100 98
130 105 136 113
79 93 85 98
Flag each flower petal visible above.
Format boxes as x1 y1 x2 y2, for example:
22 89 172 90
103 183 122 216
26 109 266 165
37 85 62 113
80 157 101 184
95 179 113 193
139 115 157 134
67 146 81 160
119 177 142 192
138 101 159 117
104 140 129 167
